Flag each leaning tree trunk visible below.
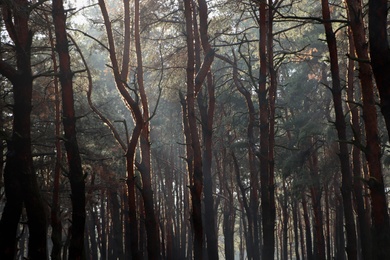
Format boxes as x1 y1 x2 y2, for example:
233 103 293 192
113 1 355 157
52 0 86 258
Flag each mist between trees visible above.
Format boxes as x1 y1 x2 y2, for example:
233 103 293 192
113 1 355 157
1 0 390 259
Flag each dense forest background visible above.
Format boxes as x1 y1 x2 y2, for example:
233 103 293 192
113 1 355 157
1 0 390 259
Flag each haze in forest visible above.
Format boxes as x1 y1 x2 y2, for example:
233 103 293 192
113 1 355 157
1 0 390 260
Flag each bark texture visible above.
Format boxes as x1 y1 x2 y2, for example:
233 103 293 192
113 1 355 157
52 0 86 258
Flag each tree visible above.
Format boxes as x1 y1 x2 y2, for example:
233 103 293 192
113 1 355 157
0 1 47 259
52 0 86 258
367 1 390 258
181 0 215 258
321 0 357 258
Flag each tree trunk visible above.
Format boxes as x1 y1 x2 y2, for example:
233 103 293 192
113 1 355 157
47 13 63 259
182 0 215 258
134 0 160 258
369 0 390 141
0 1 47 259
308 142 325 260
232 152 254 260
321 1 358 259
292 200 300 260
52 0 86 258
257 1 275 259
281 180 288 260
302 191 314 260
368 3 390 258
335 194 346 260
344 13 372 260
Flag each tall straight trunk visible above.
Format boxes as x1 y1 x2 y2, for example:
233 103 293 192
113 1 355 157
198 77 218 260
100 193 107 259
349 2 390 259
134 0 160 257
281 180 288 260
160 147 175 260
109 190 124 259
307 143 325 260
321 1 358 259
298 204 306 260
257 1 274 259
47 13 63 259
267 3 277 259
345 15 372 260
232 152 254 260
335 194 346 260
216 150 235 260
180 92 194 258
302 193 313 260
292 200 300 260
52 0 86 258
196 1 217 256
0 1 47 259
324 183 332 260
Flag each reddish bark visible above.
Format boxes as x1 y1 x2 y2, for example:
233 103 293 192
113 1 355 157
47 14 63 260
344 4 372 257
182 0 215 258
321 0 357 258
52 0 86 258
98 1 145 258
134 0 161 257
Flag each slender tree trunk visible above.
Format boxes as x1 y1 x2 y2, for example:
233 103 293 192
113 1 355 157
345 18 372 260
52 0 86 258
98 1 146 258
47 13 63 259
257 1 275 259
197 18 218 254
182 1 215 258
324 183 332 260
281 180 288 260
232 152 254 260
302 191 314 260
321 1 358 259
346 2 388 259
292 200 300 260
335 194 346 260
307 143 325 260
134 0 160 258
